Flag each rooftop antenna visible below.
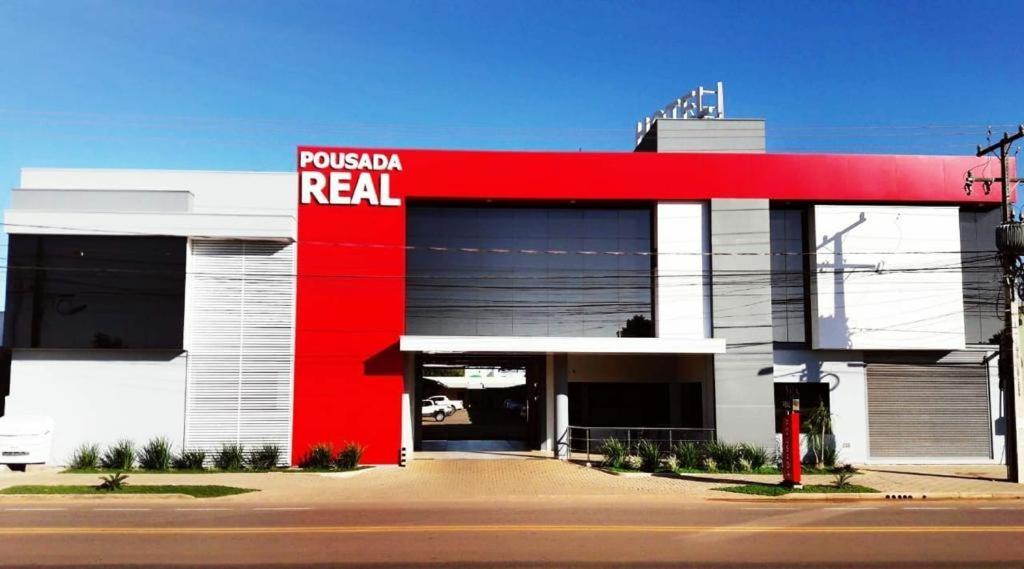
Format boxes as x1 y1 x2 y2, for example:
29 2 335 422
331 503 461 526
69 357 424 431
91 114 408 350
636 81 725 146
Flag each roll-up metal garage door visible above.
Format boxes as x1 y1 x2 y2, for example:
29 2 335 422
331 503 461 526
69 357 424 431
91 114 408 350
866 362 992 460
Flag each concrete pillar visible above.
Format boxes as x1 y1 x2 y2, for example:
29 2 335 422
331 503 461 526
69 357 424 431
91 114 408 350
710 199 776 448
554 353 569 460
543 353 554 452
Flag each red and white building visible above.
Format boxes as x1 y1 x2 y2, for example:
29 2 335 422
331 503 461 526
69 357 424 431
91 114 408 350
0 100 1012 467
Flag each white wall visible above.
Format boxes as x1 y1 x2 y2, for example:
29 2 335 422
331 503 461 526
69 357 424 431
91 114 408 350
773 349 868 464
4 351 187 465
811 205 966 350
12 169 296 240
20 169 294 215
655 202 711 339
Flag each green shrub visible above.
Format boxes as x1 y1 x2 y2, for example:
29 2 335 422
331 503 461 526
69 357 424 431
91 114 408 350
335 442 365 470
300 443 334 470
635 439 661 473
833 470 855 488
97 472 129 491
138 437 173 471
739 443 771 471
173 449 207 471
247 444 282 471
100 440 136 471
705 441 741 472
214 443 246 471
69 443 100 470
672 441 704 470
600 438 626 469
702 457 718 472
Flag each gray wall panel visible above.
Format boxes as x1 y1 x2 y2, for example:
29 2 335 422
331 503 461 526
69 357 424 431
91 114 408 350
651 120 766 153
11 189 193 213
959 208 1002 344
710 199 776 447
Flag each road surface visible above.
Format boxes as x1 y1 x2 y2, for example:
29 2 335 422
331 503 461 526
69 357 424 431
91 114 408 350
1 499 1022 567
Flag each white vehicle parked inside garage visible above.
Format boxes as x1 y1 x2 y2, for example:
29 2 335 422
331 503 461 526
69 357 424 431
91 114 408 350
421 400 448 422
426 395 463 415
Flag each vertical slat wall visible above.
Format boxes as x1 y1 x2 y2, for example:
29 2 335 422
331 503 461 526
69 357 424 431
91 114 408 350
185 240 295 464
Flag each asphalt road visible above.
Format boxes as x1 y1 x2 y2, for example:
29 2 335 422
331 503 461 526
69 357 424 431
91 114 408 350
1 499 1023 568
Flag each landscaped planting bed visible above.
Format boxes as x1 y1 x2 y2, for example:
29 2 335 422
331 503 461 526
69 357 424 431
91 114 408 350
597 438 850 475
714 484 878 496
62 439 369 474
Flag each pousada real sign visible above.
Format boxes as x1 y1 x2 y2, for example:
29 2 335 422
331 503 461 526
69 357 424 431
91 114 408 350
298 150 402 206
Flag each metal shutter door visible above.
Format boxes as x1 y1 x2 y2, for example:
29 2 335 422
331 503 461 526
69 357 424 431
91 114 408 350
866 363 991 460
185 240 295 464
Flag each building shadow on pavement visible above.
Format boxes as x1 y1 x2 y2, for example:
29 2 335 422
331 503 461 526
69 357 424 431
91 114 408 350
859 467 1006 483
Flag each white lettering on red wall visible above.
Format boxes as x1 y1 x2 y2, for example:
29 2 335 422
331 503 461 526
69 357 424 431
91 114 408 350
299 151 402 207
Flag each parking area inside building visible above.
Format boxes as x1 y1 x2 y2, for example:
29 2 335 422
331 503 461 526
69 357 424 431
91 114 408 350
416 355 544 448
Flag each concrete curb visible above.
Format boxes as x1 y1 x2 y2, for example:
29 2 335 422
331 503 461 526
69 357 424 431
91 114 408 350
712 491 1024 503
0 493 194 501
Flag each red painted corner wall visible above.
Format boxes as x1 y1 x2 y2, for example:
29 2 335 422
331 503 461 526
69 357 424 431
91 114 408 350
293 151 407 465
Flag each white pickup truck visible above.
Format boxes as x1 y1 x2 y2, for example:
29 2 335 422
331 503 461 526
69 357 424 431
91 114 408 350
421 400 448 422
426 395 464 415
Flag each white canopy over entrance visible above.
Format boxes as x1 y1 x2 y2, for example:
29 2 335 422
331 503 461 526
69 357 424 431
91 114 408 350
400 335 727 355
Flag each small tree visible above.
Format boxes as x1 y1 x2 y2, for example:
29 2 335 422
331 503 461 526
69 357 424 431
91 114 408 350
804 398 832 469
616 315 653 338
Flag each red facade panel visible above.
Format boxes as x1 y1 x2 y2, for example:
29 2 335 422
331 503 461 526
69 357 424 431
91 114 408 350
294 153 407 465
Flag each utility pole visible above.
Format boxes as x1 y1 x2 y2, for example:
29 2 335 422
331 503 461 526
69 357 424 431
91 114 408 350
968 125 1024 482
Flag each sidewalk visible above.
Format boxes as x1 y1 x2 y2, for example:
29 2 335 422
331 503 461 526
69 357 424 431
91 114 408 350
1 460 1021 504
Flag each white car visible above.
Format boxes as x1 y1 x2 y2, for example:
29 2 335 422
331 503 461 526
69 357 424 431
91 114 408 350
427 395 463 415
421 400 448 422
0 416 53 469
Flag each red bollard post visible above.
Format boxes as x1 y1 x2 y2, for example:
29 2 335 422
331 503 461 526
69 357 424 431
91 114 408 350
782 398 802 488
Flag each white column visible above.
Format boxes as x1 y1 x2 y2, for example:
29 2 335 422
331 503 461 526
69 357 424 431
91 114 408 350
554 354 569 460
543 353 554 452
400 353 415 464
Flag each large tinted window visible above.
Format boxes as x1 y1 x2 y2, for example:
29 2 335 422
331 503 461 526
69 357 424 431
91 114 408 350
770 208 808 343
4 235 186 349
406 205 653 337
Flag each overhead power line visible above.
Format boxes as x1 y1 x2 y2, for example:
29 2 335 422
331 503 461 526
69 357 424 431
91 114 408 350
0 221 1005 259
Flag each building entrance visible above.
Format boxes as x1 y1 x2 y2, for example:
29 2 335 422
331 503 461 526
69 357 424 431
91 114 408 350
414 354 545 451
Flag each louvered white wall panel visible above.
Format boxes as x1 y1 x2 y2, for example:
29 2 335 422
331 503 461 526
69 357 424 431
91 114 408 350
185 240 295 464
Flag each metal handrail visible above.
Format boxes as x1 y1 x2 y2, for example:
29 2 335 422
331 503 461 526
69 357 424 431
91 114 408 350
567 425 716 463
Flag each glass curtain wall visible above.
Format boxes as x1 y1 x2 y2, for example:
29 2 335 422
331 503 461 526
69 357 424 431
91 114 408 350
406 205 653 337
769 208 808 344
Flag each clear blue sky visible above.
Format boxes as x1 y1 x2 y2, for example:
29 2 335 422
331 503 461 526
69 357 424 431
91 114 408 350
0 0 1021 205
